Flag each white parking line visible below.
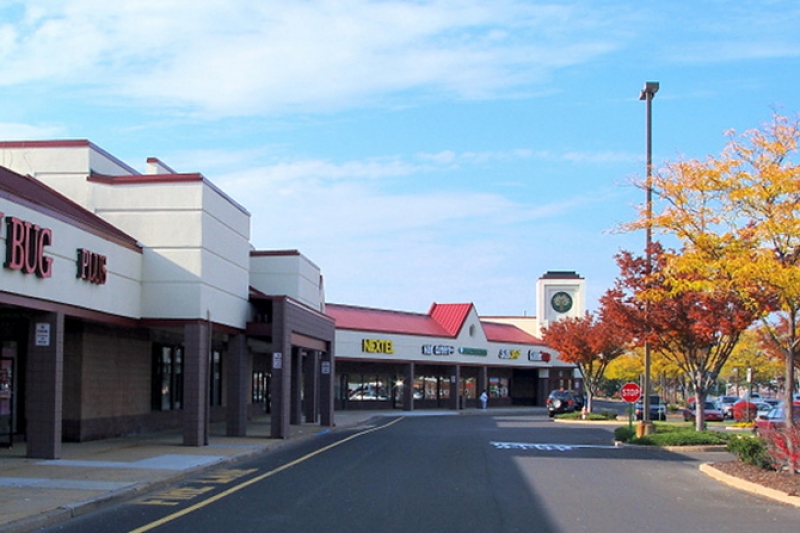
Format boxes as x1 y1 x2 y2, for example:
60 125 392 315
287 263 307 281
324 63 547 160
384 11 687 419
490 441 621 451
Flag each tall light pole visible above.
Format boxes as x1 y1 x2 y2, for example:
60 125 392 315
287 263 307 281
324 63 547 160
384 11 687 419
639 81 658 434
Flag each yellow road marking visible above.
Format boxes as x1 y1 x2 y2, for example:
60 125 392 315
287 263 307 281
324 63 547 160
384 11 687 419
127 417 403 533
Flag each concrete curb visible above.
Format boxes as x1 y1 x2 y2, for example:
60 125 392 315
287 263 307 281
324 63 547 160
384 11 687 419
699 463 800 508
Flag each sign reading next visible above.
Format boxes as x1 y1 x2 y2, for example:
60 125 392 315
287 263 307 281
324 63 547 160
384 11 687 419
362 339 394 354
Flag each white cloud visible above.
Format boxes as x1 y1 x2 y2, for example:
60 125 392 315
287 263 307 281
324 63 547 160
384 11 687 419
0 0 624 116
0 122 64 139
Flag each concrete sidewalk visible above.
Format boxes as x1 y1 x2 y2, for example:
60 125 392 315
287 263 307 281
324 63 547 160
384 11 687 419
0 410 395 533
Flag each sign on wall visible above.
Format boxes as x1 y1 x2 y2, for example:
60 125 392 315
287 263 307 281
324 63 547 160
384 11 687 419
362 339 394 354
3 216 53 278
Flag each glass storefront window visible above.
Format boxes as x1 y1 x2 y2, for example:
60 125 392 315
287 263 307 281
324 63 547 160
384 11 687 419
347 374 390 401
489 377 509 399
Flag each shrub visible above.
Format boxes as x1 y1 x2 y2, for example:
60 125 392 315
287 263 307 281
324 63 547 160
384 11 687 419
732 401 758 422
726 435 772 469
615 426 635 442
758 426 800 473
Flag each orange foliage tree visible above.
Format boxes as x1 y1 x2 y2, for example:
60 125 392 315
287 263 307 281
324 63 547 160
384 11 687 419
601 243 759 431
541 309 628 413
623 113 800 430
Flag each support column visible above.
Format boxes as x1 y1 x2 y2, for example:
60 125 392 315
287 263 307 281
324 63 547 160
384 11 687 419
402 363 415 411
290 347 303 425
183 322 210 447
478 366 488 404
270 299 291 439
26 312 64 459
449 365 461 410
319 346 335 427
303 349 320 424
226 334 248 437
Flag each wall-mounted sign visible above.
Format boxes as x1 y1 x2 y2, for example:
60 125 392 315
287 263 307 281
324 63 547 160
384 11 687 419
528 350 552 363
321 361 331 375
35 323 51 347
272 352 283 370
458 347 488 356
76 248 107 285
362 339 394 354
421 344 454 356
498 349 521 360
4 216 53 278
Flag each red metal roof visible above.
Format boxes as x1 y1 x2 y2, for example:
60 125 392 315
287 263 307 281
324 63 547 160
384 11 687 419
327 302 545 346
428 303 473 336
326 303 451 336
481 321 545 345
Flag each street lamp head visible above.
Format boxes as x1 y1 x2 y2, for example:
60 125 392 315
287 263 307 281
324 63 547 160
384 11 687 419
639 81 660 100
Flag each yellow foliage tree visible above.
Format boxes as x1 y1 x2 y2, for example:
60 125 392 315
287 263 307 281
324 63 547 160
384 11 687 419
627 113 800 430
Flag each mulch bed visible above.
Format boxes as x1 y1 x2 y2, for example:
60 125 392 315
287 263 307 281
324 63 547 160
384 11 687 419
710 460 800 496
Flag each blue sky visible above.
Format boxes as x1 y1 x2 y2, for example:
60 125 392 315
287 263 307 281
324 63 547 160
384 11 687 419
2 1 799 317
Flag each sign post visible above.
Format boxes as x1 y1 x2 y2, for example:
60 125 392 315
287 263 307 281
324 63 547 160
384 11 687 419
620 382 642 434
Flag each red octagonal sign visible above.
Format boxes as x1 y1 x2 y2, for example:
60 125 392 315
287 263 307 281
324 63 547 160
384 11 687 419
620 382 642 403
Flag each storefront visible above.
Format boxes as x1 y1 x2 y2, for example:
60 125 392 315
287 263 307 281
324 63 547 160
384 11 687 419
327 301 581 411
1 141 335 458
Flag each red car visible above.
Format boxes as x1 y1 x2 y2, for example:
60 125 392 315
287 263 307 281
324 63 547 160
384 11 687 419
682 401 724 422
755 405 800 435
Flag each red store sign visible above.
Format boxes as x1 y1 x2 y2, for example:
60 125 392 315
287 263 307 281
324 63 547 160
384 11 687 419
3 216 53 278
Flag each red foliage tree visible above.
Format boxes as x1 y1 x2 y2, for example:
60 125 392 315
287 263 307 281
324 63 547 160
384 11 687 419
601 243 761 430
542 309 628 413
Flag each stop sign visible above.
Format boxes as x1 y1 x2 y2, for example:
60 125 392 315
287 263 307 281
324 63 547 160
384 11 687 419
620 382 642 403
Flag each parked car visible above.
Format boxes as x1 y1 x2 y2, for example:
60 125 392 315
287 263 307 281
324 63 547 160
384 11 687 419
755 402 774 419
634 395 667 421
754 406 800 435
717 395 740 419
683 401 724 422
547 390 578 417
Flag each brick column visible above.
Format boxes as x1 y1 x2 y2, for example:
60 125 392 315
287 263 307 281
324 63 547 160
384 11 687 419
270 299 291 439
25 312 64 459
226 334 248 437
402 363 415 411
303 349 320 424
319 346 335 427
183 322 209 447
290 347 303 425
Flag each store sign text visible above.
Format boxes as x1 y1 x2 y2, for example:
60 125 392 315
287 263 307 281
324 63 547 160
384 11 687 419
362 339 394 354
498 349 521 360
459 347 488 356
3 216 53 278
528 350 552 363
422 344 454 356
77 248 107 285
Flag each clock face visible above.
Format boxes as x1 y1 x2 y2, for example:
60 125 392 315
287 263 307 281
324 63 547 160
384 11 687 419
550 291 573 313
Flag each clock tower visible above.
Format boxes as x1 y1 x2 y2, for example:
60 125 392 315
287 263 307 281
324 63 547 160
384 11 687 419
535 271 585 337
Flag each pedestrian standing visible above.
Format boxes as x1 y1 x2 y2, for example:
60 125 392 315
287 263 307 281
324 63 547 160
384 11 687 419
479 390 488 410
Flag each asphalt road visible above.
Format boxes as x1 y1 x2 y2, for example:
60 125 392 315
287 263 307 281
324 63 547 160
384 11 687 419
41 412 799 533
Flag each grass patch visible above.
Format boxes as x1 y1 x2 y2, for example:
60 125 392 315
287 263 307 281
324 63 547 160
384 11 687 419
555 410 619 421
616 422 732 446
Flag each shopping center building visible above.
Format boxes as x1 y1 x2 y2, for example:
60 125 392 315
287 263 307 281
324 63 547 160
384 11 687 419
0 140 581 459
328 271 585 411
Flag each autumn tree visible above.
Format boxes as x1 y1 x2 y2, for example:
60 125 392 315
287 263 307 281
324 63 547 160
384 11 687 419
626 113 800 430
601 243 759 431
722 328 784 396
541 310 628 413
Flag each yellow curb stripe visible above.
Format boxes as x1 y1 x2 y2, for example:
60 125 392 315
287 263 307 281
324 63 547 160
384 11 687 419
127 417 404 533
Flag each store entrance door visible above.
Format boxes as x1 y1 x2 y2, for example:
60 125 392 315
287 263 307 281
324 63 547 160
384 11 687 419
0 342 17 448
